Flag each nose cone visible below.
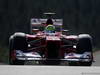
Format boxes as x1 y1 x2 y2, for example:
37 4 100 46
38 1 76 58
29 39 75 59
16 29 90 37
46 36 61 41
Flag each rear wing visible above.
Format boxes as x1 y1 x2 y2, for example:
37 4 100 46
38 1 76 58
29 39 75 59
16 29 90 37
31 18 63 26
30 18 63 33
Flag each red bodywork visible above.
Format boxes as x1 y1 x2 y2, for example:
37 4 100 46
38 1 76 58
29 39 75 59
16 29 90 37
26 31 78 60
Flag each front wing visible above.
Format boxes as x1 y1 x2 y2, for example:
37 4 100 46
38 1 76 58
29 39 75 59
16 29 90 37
16 50 92 62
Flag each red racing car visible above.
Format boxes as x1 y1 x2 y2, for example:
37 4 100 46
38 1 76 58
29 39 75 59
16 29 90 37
9 14 93 66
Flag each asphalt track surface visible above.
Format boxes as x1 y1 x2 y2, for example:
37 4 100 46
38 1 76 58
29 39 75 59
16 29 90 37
0 51 99 75
0 65 100 75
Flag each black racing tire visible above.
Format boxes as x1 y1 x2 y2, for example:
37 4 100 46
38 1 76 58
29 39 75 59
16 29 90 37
9 32 27 65
76 34 93 66
77 34 93 53
13 32 28 50
9 35 15 65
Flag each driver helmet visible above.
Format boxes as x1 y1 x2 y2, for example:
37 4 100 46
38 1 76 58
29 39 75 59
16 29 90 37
45 24 55 33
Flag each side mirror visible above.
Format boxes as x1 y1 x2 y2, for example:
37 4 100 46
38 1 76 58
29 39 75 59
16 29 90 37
62 29 69 35
32 29 40 33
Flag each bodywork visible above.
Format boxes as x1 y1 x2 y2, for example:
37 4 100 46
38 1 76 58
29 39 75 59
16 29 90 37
10 18 93 65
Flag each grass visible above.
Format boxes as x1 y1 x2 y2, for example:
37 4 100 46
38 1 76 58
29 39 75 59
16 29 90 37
93 47 100 52
0 46 9 64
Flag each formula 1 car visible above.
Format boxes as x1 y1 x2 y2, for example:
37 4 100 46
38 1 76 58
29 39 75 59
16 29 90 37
9 13 93 66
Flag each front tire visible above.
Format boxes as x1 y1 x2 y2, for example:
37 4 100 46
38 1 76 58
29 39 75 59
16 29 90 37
9 32 27 65
77 34 93 66
68 34 93 66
